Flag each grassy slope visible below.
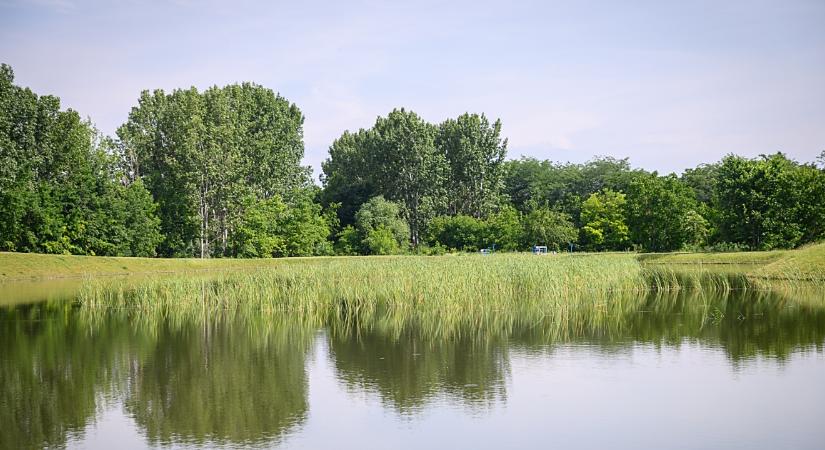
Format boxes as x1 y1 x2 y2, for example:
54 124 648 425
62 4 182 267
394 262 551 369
0 252 332 281
637 250 786 265
749 242 825 280
639 243 825 281
2 243 824 282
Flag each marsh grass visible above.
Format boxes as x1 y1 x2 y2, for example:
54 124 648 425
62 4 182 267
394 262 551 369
73 251 825 344
79 254 646 307
642 264 754 292
77 254 649 338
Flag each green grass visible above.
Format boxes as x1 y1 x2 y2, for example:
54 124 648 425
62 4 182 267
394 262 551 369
638 242 825 282
637 250 787 266
0 251 342 281
3 242 823 284
749 242 825 281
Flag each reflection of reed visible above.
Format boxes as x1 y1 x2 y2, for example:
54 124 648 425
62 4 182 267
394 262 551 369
324 284 825 413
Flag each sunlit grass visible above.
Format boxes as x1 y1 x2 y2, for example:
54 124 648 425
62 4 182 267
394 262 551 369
76 252 818 342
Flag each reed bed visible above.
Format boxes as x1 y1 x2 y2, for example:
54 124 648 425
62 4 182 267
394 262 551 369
79 253 800 313
67 252 825 353
642 264 754 292
78 253 808 341
77 254 650 339
79 254 647 308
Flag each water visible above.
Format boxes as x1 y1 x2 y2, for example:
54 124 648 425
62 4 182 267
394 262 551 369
1 285 824 449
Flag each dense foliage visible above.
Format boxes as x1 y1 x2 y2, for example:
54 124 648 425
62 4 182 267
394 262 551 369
0 64 162 256
503 153 825 252
321 109 508 245
2 63 824 257
117 83 313 257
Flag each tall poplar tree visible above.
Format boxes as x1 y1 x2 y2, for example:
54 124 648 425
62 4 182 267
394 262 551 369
437 113 507 218
118 83 308 257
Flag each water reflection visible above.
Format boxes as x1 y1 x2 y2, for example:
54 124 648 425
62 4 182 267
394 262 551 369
122 316 313 447
0 303 132 450
0 286 824 448
0 308 314 449
329 322 509 413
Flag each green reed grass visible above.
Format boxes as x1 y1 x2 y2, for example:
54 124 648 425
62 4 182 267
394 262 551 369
77 254 650 339
67 251 825 350
79 254 647 308
78 253 798 342
79 253 794 316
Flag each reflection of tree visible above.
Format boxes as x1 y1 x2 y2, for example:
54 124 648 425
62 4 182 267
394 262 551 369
329 285 825 414
124 316 312 446
2 280 825 448
329 322 509 413
0 304 132 450
0 306 314 449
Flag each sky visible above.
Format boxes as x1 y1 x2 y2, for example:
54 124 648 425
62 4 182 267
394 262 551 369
2 0 824 179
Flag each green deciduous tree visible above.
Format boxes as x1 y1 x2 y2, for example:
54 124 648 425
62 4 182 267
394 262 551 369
714 153 825 249
625 173 701 252
580 189 629 251
322 109 509 248
353 196 409 255
503 156 646 225
230 190 333 258
437 113 507 217
483 205 522 251
367 109 446 246
0 64 162 256
118 83 309 257
425 215 486 252
364 225 402 255
521 207 577 251
320 129 376 227
682 209 710 249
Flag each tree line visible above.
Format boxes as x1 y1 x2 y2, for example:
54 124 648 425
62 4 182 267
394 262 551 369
2 63 824 257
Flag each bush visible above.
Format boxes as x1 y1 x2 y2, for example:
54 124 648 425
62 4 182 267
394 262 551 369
425 215 486 251
364 225 402 255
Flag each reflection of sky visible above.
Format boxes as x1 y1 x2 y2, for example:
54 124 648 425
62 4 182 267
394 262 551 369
66 337 825 449
2 0 824 179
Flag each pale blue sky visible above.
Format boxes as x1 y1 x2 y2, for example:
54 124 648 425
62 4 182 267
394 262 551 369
2 0 824 177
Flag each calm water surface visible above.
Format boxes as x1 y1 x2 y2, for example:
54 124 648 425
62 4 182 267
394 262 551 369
1 285 824 449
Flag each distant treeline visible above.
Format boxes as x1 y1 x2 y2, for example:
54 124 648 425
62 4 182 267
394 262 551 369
2 63 824 257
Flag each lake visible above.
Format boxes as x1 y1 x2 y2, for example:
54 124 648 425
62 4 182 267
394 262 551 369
2 281 824 449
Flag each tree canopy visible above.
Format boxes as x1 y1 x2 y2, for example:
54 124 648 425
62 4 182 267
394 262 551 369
117 83 311 257
3 62 824 257
0 64 162 256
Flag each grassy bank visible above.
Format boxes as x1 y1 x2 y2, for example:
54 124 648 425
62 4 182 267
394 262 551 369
638 242 825 281
3 242 824 284
749 242 825 281
0 252 332 281
637 250 786 266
